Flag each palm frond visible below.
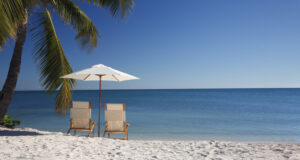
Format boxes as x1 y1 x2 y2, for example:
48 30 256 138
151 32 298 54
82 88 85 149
51 0 100 51
0 0 26 49
0 10 14 50
1 0 26 25
23 0 40 11
31 9 76 115
75 0 134 18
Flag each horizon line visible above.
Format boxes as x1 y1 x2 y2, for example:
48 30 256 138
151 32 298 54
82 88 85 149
14 87 300 91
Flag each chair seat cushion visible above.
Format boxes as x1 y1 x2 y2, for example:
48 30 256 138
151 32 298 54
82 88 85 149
73 119 90 129
107 121 124 131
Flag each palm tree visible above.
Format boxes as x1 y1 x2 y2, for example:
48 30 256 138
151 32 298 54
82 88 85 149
0 0 134 122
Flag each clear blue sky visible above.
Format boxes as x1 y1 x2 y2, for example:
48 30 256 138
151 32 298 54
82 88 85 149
1 0 300 90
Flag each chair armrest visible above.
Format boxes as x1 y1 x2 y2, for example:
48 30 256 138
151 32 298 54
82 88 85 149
70 119 74 128
89 120 96 130
90 120 96 125
124 123 130 132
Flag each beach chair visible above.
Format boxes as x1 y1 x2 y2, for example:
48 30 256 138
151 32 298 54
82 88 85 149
67 101 96 137
103 104 130 140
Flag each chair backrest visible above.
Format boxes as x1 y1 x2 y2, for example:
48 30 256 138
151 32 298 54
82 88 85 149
70 101 91 129
105 104 125 131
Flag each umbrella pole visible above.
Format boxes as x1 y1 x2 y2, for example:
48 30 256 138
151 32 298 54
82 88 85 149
98 75 102 137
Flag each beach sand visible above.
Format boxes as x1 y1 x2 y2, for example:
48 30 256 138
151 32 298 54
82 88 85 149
1 128 300 160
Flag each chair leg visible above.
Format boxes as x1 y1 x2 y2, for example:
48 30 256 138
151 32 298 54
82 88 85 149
67 128 71 135
74 129 76 136
124 131 128 140
88 129 92 137
108 133 111 138
89 122 96 137
102 131 106 137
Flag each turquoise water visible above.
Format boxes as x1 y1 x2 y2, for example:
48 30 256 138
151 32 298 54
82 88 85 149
6 89 300 141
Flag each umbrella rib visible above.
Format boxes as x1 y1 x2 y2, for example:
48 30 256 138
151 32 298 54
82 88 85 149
83 74 91 80
112 75 120 82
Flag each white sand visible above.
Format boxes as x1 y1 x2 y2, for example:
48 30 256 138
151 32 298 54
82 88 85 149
1 128 300 160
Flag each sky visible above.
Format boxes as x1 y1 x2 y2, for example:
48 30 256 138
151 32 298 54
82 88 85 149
1 0 300 90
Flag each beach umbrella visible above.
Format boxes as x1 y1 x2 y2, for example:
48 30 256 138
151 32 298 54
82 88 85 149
61 64 139 137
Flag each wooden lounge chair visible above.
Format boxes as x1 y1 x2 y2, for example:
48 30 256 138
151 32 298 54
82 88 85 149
103 104 130 140
67 101 96 137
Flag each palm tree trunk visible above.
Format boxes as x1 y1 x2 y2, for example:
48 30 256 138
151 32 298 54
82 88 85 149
0 20 28 123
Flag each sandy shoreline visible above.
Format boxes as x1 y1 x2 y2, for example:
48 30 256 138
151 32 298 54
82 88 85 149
1 128 300 160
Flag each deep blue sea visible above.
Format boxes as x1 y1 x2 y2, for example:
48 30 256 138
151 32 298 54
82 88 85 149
7 89 300 141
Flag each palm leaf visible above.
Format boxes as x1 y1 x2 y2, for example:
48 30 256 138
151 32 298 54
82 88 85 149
1 0 26 25
0 0 26 49
75 0 134 18
0 10 14 50
31 9 76 115
51 0 100 51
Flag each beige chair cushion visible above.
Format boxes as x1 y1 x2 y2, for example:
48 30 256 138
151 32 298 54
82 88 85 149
105 110 125 121
107 121 124 131
72 119 90 129
70 108 91 119
73 101 90 108
70 101 91 128
105 104 126 131
107 104 124 110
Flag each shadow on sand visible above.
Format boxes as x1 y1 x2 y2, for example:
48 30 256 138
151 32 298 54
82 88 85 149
0 130 43 136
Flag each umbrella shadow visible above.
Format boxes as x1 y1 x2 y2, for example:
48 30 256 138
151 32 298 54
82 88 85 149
0 129 43 136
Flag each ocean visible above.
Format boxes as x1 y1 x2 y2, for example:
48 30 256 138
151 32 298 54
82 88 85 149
6 89 300 141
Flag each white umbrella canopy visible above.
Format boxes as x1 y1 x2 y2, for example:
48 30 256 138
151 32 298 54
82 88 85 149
61 64 139 81
61 64 139 137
